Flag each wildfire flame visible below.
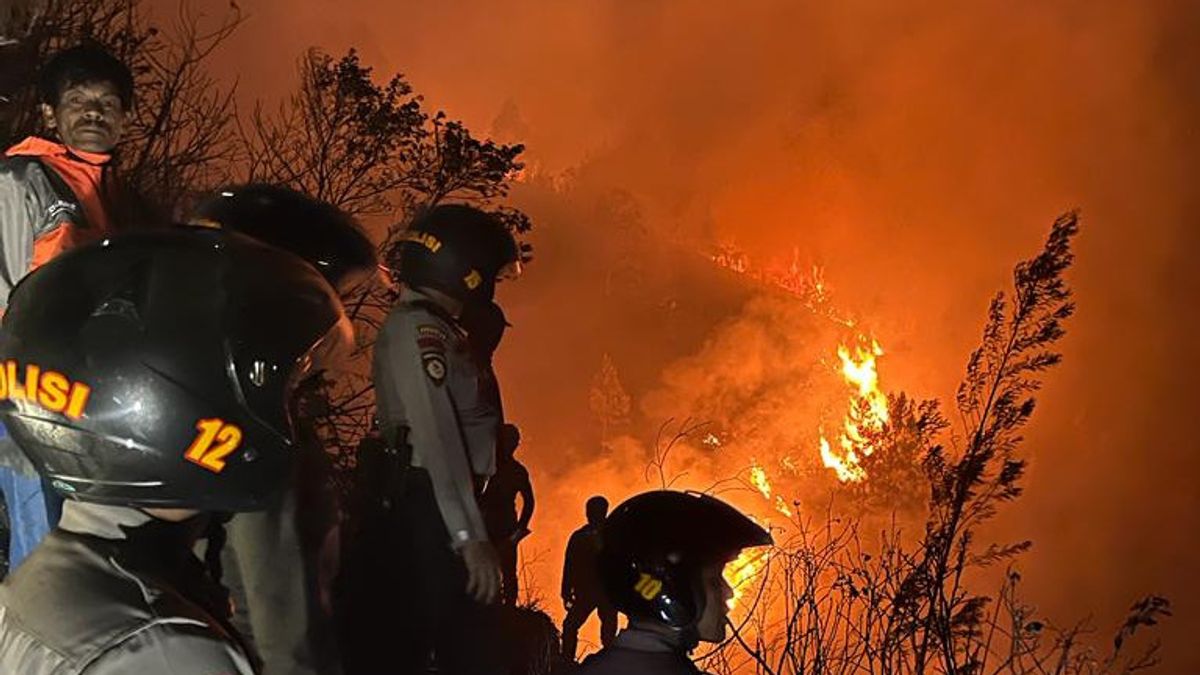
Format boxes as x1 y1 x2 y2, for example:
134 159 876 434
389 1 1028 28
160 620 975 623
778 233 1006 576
749 461 772 500
710 247 893 482
707 247 894 614
724 544 769 610
712 245 853 327
747 459 794 517
819 339 891 483
716 463 785 612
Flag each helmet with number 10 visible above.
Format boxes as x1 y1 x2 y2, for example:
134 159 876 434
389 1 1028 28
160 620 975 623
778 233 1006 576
599 490 772 645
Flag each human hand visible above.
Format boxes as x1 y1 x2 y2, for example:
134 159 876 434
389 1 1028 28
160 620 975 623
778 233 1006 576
461 540 502 604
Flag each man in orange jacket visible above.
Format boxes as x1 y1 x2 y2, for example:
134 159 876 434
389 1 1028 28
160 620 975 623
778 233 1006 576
0 43 148 572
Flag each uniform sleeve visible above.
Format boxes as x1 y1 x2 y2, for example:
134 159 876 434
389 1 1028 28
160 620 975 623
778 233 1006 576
82 621 257 675
0 164 49 473
374 311 489 547
0 163 41 312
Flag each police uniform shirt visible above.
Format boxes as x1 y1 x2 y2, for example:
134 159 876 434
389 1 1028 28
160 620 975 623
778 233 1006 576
373 287 501 547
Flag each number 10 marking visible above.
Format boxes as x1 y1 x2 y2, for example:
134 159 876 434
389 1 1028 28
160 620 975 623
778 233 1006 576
184 418 243 473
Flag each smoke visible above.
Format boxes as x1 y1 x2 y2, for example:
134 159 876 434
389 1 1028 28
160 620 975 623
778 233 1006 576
187 0 1200 666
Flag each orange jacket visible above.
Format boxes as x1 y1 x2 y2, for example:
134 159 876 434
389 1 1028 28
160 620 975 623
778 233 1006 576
0 136 122 310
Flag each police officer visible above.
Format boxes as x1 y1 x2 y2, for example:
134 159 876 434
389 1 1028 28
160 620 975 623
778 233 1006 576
0 216 374 672
338 203 520 675
187 184 377 675
577 491 772 675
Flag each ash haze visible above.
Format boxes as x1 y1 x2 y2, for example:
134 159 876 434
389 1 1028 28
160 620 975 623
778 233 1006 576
185 0 1200 668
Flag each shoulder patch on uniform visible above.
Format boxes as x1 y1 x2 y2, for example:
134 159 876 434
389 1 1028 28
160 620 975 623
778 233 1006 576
418 324 449 340
423 353 447 385
417 336 446 353
416 324 449 355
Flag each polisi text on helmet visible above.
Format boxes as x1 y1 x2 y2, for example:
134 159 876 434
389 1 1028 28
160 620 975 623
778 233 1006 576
0 360 91 420
402 230 443 253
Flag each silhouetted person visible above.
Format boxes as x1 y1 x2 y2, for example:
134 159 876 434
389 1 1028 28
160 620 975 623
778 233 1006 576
463 297 526 606
480 423 535 605
561 496 617 661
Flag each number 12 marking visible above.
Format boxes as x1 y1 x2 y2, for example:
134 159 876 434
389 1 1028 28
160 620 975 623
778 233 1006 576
184 418 243 473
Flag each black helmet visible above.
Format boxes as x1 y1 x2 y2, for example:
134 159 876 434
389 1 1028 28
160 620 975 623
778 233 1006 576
189 184 379 291
0 228 356 511
600 491 771 631
396 204 519 307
